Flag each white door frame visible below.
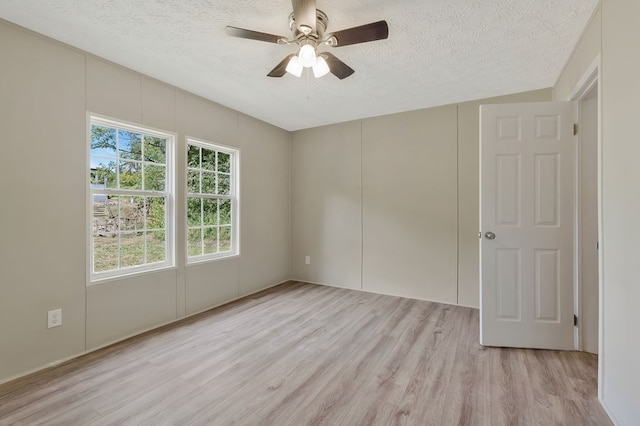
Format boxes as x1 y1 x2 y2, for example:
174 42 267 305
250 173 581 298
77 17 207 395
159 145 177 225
568 54 603 400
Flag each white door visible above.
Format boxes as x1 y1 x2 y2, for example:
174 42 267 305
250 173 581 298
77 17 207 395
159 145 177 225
480 102 575 350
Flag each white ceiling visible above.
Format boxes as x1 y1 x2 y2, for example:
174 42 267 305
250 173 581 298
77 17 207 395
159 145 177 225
0 0 598 131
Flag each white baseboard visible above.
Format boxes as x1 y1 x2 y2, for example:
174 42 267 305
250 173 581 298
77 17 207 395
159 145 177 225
600 398 620 426
291 278 477 310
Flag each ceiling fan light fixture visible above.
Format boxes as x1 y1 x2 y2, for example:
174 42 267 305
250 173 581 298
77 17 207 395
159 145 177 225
298 44 317 68
285 55 303 77
312 55 330 78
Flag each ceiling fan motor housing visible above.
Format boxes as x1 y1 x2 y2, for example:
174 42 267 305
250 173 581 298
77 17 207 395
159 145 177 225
288 9 328 43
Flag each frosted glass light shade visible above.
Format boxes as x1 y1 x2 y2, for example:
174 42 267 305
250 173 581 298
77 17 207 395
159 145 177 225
286 55 303 77
298 44 316 68
312 56 330 78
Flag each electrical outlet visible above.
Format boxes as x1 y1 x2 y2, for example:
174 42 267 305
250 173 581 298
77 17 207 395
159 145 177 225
48 309 62 328
305 256 311 265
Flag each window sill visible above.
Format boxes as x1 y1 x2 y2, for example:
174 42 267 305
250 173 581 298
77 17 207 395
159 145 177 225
88 264 177 286
186 252 240 266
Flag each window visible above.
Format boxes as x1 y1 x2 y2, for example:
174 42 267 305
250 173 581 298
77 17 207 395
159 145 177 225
89 116 174 281
186 139 239 262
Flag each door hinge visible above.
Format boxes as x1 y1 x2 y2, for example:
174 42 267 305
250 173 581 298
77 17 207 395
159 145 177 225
573 124 578 136
597 241 599 250
574 314 578 326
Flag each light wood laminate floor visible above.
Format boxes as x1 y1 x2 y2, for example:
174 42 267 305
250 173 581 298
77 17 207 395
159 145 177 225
0 281 611 425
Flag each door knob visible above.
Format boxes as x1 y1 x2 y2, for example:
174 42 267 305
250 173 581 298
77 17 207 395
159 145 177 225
484 231 496 240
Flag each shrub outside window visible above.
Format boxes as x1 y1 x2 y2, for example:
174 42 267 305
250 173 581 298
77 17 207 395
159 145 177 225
89 116 174 281
186 139 239 262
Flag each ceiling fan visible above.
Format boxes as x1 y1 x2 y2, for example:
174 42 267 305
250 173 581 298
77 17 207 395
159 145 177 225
225 0 389 80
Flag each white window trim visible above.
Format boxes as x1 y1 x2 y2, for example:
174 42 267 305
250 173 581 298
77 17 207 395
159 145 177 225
87 114 176 284
185 137 240 265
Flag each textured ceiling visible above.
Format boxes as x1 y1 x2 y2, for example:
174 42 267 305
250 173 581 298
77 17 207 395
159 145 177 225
0 0 598 131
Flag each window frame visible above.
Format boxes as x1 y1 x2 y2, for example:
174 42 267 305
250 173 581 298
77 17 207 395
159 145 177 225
185 137 240 264
87 114 176 284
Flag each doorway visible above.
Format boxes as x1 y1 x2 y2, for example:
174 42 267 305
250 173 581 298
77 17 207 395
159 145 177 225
577 81 599 354
479 87 601 354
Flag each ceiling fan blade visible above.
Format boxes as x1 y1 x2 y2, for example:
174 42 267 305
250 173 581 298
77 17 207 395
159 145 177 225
322 52 355 80
267 54 296 77
291 0 317 34
225 26 287 44
326 20 389 47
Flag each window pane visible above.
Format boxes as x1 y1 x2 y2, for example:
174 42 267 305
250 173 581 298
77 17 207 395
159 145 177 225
219 226 231 252
218 152 230 173
118 130 142 161
202 171 216 194
202 148 216 171
92 194 108 235
219 199 231 225
147 231 166 263
203 198 218 226
119 160 142 189
144 164 165 191
105 196 119 230
203 227 218 255
187 170 200 194
119 196 144 231
218 173 230 195
90 125 117 158
188 229 202 257
144 136 166 163
187 197 202 227
187 145 200 168
93 233 118 272
90 158 117 188
146 197 165 230
120 232 145 268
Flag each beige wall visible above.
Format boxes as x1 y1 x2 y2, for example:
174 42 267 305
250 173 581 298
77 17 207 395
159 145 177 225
0 20 87 380
599 0 640 423
0 20 290 382
362 107 458 304
291 89 551 307
291 121 362 289
553 1 640 423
